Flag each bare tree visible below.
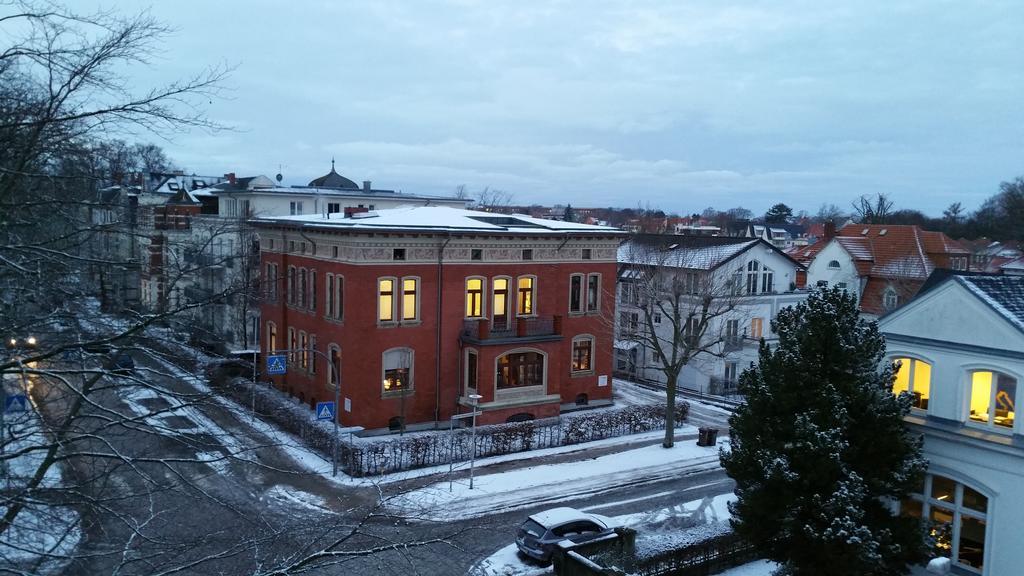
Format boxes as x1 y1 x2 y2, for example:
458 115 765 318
852 193 894 224
470 186 514 210
617 236 755 448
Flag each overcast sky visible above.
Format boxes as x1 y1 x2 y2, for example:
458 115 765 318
105 1 1023 216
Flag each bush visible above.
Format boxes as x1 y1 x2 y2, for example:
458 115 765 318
216 376 690 477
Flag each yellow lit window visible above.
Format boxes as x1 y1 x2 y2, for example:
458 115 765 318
970 371 1016 429
493 278 509 325
378 279 394 322
517 277 534 315
466 278 483 317
892 358 931 410
402 278 418 321
750 318 763 339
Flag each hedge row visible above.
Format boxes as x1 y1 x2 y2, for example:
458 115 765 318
215 377 688 477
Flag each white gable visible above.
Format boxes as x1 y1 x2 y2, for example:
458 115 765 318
880 280 1024 352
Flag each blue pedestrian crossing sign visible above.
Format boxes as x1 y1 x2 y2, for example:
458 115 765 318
266 355 287 375
4 394 29 413
316 401 335 421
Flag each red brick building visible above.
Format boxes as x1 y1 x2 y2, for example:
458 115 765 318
255 206 623 431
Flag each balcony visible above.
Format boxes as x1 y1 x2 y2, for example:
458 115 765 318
461 315 562 344
708 376 741 398
723 336 744 352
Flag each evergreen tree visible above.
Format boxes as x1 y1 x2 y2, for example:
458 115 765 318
764 202 793 223
721 287 928 576
563 204 576 222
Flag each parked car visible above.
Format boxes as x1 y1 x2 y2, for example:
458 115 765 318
111 352 135 375
515 507 621 563
204 358 255 387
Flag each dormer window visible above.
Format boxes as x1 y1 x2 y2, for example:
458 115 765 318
883 287 899 311
828 260 841 270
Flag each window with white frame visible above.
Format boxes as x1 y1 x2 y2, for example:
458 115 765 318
265 263 278 301
328 344 340 386
517 276 535 316
466 277 485 317
289 201 303 215
325 274 334 318
586 273 600 312
883 287 899 311
900 474 987 572
465 348 478 392
891 357 931 411
382 348 413 394
968 370 1016 430
378 278 396 322
493 277 510 328
571 336 594 374
298 268 308 308
266 322 277 354
496 350 545 389
569 274 584 314
401 277 419 321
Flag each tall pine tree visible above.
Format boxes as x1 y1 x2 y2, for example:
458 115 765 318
721 287 928 576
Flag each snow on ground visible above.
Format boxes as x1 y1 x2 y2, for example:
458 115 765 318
614 378 734 415
264 485 330 514
392 439 725 521
713 559 779 575
469 492 737 576
0 403 81 573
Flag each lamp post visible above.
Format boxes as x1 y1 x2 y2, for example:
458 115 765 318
468 393 482 490
3 336 37 482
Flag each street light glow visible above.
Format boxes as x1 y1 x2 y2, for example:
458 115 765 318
26 336 36 346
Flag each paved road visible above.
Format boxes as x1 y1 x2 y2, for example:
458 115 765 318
47 351 733 576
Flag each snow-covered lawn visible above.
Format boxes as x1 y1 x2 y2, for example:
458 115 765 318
469 492 737 576
392 439 726 521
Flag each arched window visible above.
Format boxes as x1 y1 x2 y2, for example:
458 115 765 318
328 344 341 386
883 287 899 311
571 335 595 374
382 348 413 395
828 260 841 270
901 474 988 572
465 277 485 318
968 370 1017 430
496 350 545 389
744 260 774 294
891 357 931 411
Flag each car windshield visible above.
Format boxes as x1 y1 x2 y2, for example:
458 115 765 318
520 519 545 538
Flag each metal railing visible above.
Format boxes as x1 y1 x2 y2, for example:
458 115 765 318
461 315 561 341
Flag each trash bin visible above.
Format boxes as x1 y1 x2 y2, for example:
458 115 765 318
697 427 719 446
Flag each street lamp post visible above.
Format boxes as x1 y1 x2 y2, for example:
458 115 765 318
468 393 483 490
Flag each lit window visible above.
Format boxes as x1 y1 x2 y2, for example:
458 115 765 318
891 358 931 410
901 475 987 572
497 351 544 389
402 277 419 321
968 371 1016 429
572 337 594 373
382 348 413 393
378 278 395 322
266 322 277 353
569 274 583 314
587 274 600 312
750 318 763 339
493 278 509 327
466 278 484 317
517 277 535 315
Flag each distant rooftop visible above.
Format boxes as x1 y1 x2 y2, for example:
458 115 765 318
253 205 622 235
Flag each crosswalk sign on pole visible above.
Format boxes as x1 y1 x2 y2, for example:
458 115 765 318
4 394 29 413
315 401 335 421
266 355 287 375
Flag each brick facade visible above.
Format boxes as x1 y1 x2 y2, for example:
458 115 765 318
256 210 621 431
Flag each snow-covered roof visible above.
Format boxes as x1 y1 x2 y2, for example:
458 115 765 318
212 184 468 204
254 206 621 235
956 275 1024 333
618 238 761 271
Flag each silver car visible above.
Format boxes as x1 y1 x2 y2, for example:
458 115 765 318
515 507 619 563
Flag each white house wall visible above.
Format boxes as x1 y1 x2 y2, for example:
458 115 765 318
806 240 860 298
880 281 1024 576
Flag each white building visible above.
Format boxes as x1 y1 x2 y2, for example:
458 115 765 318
615 235 808 396
879 274 1023 575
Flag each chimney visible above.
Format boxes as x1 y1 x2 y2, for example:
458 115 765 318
824 221 837 240
224 172 236 185
363 180 371 192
